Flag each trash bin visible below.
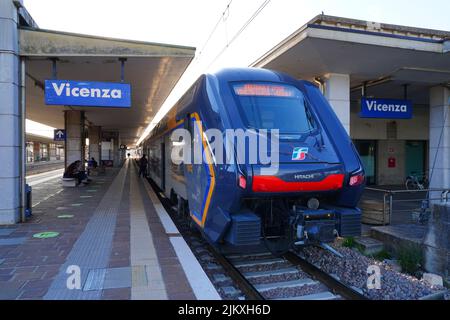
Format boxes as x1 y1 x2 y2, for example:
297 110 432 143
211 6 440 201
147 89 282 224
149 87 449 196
25 184 32 218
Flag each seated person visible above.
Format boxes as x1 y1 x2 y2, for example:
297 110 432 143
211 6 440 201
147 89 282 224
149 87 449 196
63 160 88 185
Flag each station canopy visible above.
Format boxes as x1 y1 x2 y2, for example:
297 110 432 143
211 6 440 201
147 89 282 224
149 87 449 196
20 27 195 147
252 15 450 105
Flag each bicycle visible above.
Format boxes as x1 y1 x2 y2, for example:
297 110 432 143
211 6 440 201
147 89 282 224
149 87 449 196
405 172 429 191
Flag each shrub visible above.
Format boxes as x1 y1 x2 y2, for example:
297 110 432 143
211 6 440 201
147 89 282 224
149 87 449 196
397 244 423 275
342 237 365 253
371 249 392 261
342 237 356 248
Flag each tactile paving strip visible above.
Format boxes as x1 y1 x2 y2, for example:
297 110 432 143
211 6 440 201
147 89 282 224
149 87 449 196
43 164 128 300
0 229 16 236
0 238 27 246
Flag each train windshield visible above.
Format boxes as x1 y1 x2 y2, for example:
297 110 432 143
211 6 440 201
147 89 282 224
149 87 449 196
232 83 315 134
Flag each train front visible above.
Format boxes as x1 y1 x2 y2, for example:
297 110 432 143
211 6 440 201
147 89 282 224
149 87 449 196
209 69 365 253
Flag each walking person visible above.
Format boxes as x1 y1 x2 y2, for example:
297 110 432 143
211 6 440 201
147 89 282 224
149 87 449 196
139 154 148 178
87 157 98 176
88 157 98 169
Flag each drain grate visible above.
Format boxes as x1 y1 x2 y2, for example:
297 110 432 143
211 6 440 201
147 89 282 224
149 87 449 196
104 267 132 289
83 268 107 291
83 267 132 291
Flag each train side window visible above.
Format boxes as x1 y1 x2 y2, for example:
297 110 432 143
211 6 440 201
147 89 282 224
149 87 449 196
184 113 192 136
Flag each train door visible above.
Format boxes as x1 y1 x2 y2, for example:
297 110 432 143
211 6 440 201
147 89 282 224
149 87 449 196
183 114 213 227
161 142 166 191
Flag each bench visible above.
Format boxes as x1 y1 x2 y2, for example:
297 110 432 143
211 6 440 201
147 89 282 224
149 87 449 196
62 178 77 187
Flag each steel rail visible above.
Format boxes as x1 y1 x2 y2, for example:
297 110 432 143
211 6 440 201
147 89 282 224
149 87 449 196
207 246 265 300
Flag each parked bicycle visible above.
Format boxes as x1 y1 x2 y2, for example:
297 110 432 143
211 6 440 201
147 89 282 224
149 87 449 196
405 172 429 190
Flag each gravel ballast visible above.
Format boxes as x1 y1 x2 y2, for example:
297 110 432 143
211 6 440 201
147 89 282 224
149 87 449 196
297 240 447 300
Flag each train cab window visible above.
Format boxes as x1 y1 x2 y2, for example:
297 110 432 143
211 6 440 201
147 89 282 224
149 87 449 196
232 83 315 134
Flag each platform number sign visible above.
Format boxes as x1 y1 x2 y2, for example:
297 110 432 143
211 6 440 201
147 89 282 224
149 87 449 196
54 129 66 141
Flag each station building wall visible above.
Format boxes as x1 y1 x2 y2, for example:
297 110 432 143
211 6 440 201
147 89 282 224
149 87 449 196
26 140 65 163
350 102 429 185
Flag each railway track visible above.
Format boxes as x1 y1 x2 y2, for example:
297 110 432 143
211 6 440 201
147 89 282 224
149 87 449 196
148 177 368 301
210 250 368 300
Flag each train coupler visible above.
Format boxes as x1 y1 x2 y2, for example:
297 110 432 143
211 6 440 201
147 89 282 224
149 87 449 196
293 209 336 245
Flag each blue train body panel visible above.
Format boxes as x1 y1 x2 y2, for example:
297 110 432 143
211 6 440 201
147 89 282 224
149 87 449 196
143 68 365 252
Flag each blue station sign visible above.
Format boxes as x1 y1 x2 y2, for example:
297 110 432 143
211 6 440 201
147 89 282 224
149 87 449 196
45 80 131 108
360 98 412 119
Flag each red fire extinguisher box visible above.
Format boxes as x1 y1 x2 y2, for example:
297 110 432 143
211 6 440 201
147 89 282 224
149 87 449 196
388 157 396 168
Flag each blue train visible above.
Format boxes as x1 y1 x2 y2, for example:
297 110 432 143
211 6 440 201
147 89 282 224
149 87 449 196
142 68 365 253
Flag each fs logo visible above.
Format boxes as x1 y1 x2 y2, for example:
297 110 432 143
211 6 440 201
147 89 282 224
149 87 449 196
292 147 308 161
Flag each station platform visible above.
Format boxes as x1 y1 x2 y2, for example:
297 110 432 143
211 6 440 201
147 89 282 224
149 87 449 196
0 160 221 300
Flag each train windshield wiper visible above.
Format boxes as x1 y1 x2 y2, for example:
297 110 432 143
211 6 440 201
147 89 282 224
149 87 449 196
279 134 302 140
305 152 329 163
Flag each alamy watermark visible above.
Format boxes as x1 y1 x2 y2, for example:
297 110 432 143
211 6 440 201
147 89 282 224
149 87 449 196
367 265 382 290
66 265 81 290
170 121 280 175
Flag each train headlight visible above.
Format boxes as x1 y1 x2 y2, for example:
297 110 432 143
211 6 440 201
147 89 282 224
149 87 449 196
349 173 365 187
238 174 247 189
307 198 320 210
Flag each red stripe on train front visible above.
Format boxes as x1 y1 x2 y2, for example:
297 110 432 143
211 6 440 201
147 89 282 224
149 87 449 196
252 174 345 193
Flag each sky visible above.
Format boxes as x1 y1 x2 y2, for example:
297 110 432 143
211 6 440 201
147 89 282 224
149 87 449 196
23 0 450 143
